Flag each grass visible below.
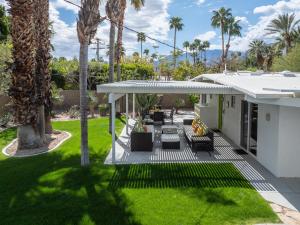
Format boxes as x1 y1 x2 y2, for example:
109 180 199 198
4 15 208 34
0 118 279 225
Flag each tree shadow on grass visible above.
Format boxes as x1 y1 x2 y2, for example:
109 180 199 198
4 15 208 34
0 152 141 225
109 163 253 190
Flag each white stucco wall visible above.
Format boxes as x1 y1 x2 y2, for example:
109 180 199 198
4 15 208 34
257 104 280 177
196 94 218 129
277 106 300 177
221 95 243 146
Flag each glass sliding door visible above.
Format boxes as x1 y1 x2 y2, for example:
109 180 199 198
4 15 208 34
240 101 258 156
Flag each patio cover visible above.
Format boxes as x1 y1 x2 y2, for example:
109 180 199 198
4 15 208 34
96 80 240 163
96 80 240 95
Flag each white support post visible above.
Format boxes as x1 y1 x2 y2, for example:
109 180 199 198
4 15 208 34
126 93 129 134
247 102 252 153
111 94 116 163
133 93 136 119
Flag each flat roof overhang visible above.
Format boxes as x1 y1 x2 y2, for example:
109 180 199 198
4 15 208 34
97 80 241 95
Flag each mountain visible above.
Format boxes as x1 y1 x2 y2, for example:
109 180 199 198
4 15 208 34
158 50 246 65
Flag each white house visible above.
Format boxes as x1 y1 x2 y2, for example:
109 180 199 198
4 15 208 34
196 72 300 178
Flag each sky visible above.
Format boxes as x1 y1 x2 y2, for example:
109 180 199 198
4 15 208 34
1 0 300 59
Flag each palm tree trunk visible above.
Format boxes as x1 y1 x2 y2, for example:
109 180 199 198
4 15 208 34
221 23 225 70
79 41 90 166
116 11 125 82
224 34 231 60
109 23 116 133
185 47 188 62
140 41 143 58
173 28 177 69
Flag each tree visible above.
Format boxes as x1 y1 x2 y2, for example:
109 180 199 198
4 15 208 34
169 17 184 68
77 0 102 166
248 40 266 70
0 5 9 42
202 41 210 65
106 0 121 134
193 39 201 62
189 43 197 65
224 17 242 60
183 41 190 62
116 0 145 81
144 48 150 57
8 0 44 149
211 7 232 68
272 44 300 72
137 32 146 58
266 13 300 55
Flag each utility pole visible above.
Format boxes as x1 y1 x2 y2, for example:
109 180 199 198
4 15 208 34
91 38 106 62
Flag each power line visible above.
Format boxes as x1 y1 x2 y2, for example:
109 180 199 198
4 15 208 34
63 0 187 54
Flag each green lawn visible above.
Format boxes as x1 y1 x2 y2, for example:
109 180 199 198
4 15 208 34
0 118 279 225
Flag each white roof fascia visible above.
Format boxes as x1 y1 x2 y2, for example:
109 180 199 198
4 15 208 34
245 95 300 108
202 74 296 99
97 80 241 95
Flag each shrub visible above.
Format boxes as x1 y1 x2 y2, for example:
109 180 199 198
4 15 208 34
68 105 80 119
272 45 300 72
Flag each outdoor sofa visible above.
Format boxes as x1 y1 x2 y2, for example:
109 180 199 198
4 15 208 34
131 125 154 152
183 119 214 155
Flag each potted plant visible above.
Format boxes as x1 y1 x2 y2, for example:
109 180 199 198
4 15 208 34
136 94 159 118
175 98 185 114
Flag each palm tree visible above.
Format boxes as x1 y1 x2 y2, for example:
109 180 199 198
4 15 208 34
106 0 122 134
203 41 210 65
211 7 232 68
183 41 190 62
224 17 242 60
248 40 266 70
144 48 150 57
193 39 201 63
8 0 45 149
77 0 102 166
137 32 146 58
189 43 197 65
116 0 145 81
150 53 158 63
266 13 300 55
169 17 184 68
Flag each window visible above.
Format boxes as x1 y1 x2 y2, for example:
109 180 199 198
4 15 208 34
231 96 236 108
201 94 207 105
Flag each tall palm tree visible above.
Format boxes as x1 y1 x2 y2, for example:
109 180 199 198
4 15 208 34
203 41 210 65
77 0 102 166
193 39 201 63
183 41 190 62
248 40 266 70
116 0 145 81
189 43 197 65
211 7 232 68
169 17 184 68
137 32 146 58
8 0 44 149
106 0 122 134
224 17 242 60
266 13 300 55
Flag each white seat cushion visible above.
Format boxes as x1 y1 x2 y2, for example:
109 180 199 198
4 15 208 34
161 134 180 143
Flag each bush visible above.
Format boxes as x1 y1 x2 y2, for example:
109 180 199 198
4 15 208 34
68 105 80 119
173 62 206 81
272 45 300 72
0 103 12 127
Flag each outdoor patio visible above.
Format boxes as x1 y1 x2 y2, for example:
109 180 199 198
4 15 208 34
105 111 300 215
